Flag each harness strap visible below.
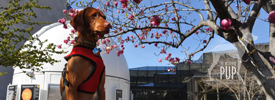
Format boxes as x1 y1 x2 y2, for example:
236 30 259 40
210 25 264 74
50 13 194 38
62 63 69 100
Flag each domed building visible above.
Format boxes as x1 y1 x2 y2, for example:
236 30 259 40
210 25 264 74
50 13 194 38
9 21 130 100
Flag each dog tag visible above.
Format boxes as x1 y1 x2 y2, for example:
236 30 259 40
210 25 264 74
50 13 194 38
93 48 102 54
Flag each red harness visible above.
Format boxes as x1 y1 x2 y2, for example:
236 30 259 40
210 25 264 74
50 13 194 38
64 45 105 94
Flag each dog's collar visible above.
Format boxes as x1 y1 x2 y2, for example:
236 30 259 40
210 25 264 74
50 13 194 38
75 37 96 48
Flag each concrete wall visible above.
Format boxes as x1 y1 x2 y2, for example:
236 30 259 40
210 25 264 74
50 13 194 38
0 0 66 99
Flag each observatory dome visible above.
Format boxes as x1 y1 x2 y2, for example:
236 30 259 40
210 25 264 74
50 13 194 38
12 21 130 100
13 21 130 80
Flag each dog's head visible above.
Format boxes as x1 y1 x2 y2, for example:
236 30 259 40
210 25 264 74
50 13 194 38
70 7 111 42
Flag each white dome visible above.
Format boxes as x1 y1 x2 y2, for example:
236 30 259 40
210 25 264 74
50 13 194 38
13 21 130 81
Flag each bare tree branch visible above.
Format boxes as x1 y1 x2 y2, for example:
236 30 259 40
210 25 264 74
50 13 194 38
204 0 213 20
245 0 263 32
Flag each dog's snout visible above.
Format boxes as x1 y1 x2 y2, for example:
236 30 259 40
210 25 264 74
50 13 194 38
104 22 112 29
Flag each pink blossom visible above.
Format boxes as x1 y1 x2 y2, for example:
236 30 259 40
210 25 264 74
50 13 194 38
195 31 199 34
113 30 118 34
169 41 172 44
127 36 130 40
106 46 112 51
63 25 67 29
138 25 140 28
140 45 145 48
106 2 110 6
64 40 68 44
120 0 128 9
69 12 76 17
174 34 176 37
119 50 124 54
102 39 106 44
70 40 75 44
121 10 125 13
119 27 122 31
106 38 110 43
178 15 181 19
270 57 275 63
97 7 99 9
71 29 76 34
75 10 79 13
169 58 174 62
155 35 160 39
113 45 117 48
69 8 74 13
106 51 110 54
58 18 66 24
172 17 176 21
96 41 100 46
63 9 67 14
67 36 70 40
58 45 62 49
165 5 168 12
185 60 192 64
116 51 121 56
172 69 176 73
134 44 138 47
206 28 210 32
167 68 171 72
120 44 124 47
221 18 231 28
121 40 125 44
130 35 133 38
268 11 275 23
117 10 120 13
128 15 134 19
104 9 107 12
170 30 173 34
235 5 238 7
150 33 153 38
114 2 118 7
175 57 180 62
154 43 158 47
158 33 162 37
161 48 166 54
168 53 171 57
242 0 250 4
165 56 168 60
220 18 233 30
162 29 168 34
132 40 134 43
203 40 207 43
128 8 131 11
165 23 168 27
140 35 144 40
151 15 161 27
158 59 162 62
210 29 213 32
133 0 142 3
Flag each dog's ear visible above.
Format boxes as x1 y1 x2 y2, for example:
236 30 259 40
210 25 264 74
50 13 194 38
70 9 85 32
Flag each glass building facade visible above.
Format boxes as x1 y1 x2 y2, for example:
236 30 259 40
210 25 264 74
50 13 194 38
130 66 188 100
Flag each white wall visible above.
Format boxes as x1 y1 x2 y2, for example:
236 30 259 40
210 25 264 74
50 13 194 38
0 0 66 99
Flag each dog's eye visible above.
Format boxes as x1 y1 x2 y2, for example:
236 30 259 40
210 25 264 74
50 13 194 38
92 14 97 17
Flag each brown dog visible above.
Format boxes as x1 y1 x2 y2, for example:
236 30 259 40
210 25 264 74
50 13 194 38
60 7 111 100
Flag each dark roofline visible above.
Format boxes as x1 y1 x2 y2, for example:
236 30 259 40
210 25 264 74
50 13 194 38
129 66 174 70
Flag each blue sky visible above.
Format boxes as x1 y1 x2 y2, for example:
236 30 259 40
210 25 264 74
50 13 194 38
70 0 270 68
